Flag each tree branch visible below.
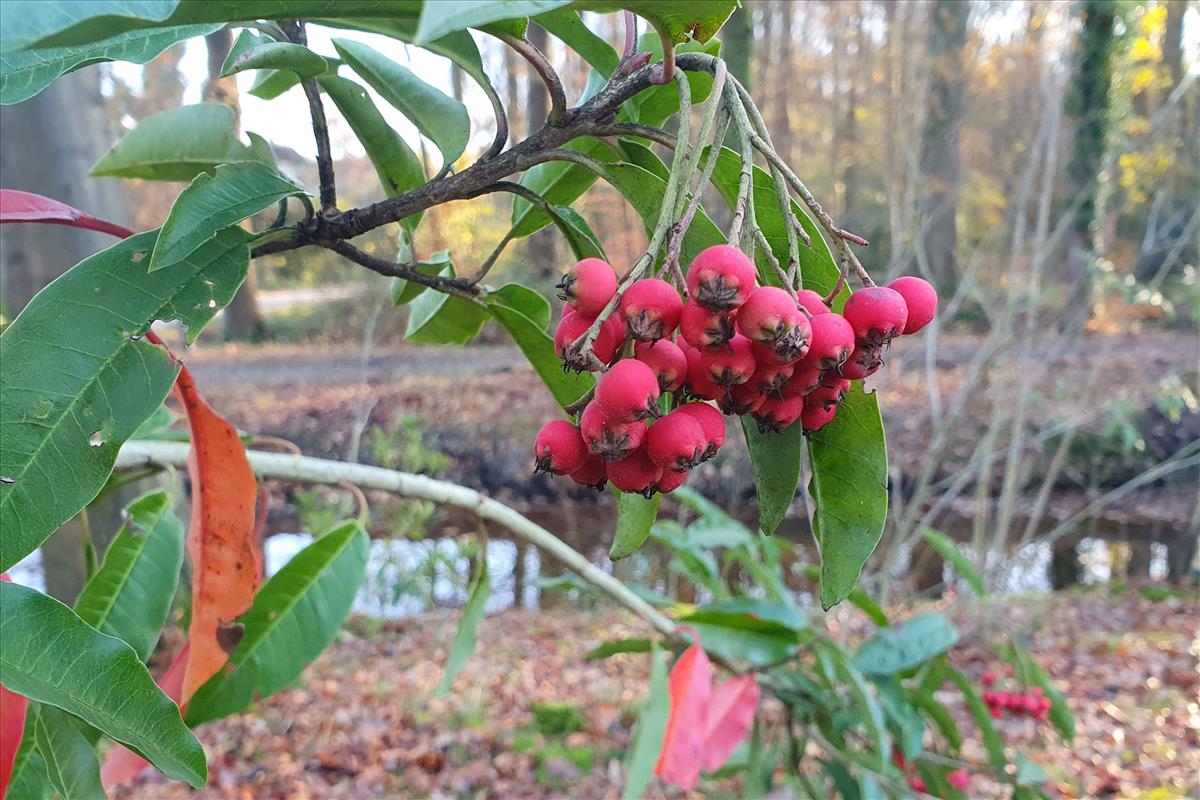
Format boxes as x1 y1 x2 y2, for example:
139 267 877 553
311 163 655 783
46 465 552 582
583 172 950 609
282 22 337 214
497 32 569 126
115 441 678 639
323 240 484 304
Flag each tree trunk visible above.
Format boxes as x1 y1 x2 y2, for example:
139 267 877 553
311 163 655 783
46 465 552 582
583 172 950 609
1060 0 1118 328
917 0 969 296
203 29 266 342
1050 537 1083 590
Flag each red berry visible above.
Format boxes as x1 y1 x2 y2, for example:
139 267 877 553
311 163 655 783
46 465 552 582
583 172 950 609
676 402 725 458
946 769 969 791
801 401 836 434
909 777 926 794
750 340 799 368
839 344 884 380
533 419 588 475
646 410 706 471
781 365 822 398
982 671 997 687
889 276 938 334
748 361 794 396
684 347 726 400
982 691 998 706
653 467 689 494
686 244 758 311
736 286 812 363
554 311 621 370
1022 694 1041 715
717 381 766 415
596 359 661 422
842 286 908 345
679 302 736 350
620 278 682 341
989 705 1002 719
579 402 645 461
753 394 805 432
605 447 663 496
557 258 617 317
635 339 687 392
698 335 757 388
996 691 1013 708
807 376 850 410
799 312 855 371
795 288 830 316
567 453 607 490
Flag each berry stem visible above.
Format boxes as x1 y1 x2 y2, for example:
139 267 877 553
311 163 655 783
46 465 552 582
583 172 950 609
497 33 569 126
726 86 755 249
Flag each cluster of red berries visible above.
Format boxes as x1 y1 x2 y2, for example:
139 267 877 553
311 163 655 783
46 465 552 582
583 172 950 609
894 751 969 795
981 671 1051 721
534 244 938 495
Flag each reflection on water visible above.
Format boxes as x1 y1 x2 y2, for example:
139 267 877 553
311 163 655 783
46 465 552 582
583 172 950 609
6 531 1168 618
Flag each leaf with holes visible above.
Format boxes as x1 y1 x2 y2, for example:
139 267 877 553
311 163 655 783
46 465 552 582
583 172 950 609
436 551 490 696
90 103 274 182
807 384 888 610
0 582 205 787
0 228 248 572
186 522 367 725
73 491 184 661
334 38 469 171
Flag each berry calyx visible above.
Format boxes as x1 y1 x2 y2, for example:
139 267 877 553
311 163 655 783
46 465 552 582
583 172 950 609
801 401 837 434
754 394 805 432
686 244 758 311
533 419 588 475
888 275 938 334
676 402 725 458
736 286 812 363
595 359 662 422
839 344 884 380
635 339 688 392
645 410 707 471
619 278 683 341
748 361 794 397
679 302 736 350
567 453 607 491
697 335 757 388
718 381 766 415
580 401 645 461
556 258 617 317
605 447 664 496
842 286 908 345
800 312 855 371
554 310 621 371
795 288 830 316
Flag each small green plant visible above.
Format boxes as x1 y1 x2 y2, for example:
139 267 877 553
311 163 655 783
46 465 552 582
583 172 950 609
531 703 587 737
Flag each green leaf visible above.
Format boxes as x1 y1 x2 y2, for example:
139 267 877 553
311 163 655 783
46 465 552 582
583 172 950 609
73 491 184 661
852 612 959 677
0 582 206 787
683 515 755 550
1015 753 1047 787
221 39 326 80
414 1 567 44
921 529 986 597
799 565 889 627
0 228 248 572
90 103 273 182
486 287 594 409
807 385 888 610
32 705 104 800
944 664 1006 771
150 161 301 271
488 283 551 330
740 416 804 535
6 724 52 800
1001 642 1075 743
910 688 963 752
535 10 619 76
404 265 489 345
0 23 219 105
511 138 614 238
247 67 301 99
615 138 670 180
186 521 369 725
318 74 425 226
622 645 668 800
875 680 925 760
813 639 890 772
679 601 802 667
584 638 653 661
435 554 491 695
609 490 662 560
333 38 470 170
390 252 449 306
547 204 607 261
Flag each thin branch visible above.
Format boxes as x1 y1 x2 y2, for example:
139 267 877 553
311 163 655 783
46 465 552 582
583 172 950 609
498 33 569 126
324 240 484 304
282 22 337 213
479 76 509 161
650 31 675 85
622 11 637 62
115 441 678 639
572 122 676 148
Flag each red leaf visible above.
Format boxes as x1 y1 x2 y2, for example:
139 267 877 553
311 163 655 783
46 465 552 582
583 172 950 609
173 366 261 700
0 575 27 800
100 643 189 790
701 674 759 772
0 189 134 238
653 643 712 791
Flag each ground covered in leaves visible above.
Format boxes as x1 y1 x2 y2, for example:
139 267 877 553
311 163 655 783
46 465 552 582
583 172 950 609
117 588 1197 799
